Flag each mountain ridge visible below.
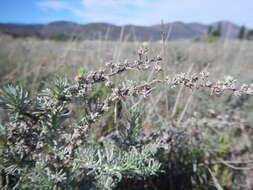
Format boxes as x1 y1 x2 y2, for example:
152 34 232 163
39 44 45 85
0 20 244 41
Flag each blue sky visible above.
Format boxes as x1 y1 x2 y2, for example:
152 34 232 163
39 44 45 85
0 0 252 27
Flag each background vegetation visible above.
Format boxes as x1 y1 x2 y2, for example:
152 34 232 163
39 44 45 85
0 34 253 189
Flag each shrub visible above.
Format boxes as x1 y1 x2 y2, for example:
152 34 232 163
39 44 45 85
50 33 70 41
193 33 219 43
0 48 253 189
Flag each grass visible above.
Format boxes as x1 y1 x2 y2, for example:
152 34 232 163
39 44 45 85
0 34 253 189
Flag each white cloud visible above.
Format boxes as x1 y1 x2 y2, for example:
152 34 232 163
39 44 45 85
78 0 153 24
36 0 253 26
81 0 146 8
37 1 87 21
36 0 199 25
37 1 68 9
77 0 192 25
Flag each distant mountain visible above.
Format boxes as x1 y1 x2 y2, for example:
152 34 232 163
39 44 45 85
0 21 243 41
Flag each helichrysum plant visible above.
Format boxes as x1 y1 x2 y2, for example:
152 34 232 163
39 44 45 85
1 47 253 190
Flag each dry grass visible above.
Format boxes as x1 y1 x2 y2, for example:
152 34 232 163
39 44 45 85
1 35 253 189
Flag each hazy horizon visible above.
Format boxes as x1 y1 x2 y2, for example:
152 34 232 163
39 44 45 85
0 19 248 28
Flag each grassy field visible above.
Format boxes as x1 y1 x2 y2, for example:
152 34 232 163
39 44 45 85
1 35 253 189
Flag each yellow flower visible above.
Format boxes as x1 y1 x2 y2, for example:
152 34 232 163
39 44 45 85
75 73 84 81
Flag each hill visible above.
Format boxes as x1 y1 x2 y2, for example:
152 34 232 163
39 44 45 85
0 20 242 41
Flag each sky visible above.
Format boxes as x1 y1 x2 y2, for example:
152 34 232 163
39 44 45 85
0 0 252 27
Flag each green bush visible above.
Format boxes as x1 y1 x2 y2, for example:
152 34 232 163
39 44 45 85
50 33 70 41
193 33 220 43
